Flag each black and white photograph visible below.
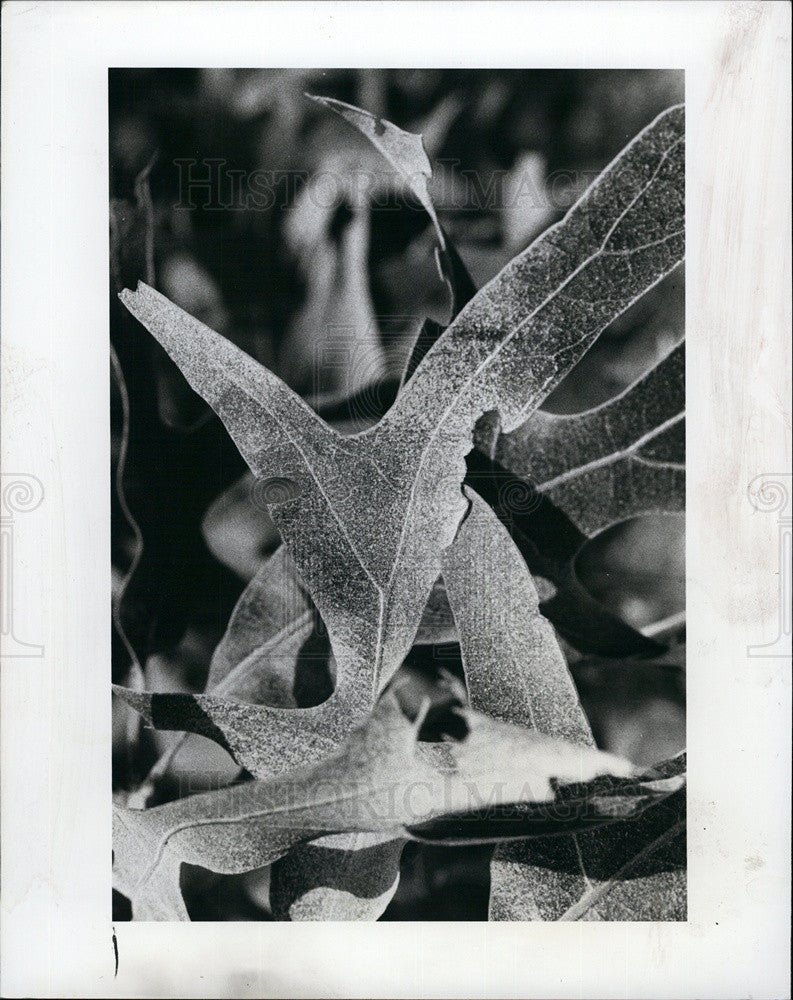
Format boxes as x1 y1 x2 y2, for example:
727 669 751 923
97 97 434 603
1 3 790 997
109 68 687 923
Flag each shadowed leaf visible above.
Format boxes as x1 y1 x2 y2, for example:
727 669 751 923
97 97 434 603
467 343 684 654
489 755 686 920
269 832 406 921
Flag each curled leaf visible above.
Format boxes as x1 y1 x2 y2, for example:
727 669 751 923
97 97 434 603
306 93 444 250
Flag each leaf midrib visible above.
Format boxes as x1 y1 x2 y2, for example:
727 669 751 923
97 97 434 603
539 411 685 492
559 817 686 920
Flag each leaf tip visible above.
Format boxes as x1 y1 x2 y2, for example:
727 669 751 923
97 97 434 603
112 683 148 717
118 279 154 307
304 92 344 115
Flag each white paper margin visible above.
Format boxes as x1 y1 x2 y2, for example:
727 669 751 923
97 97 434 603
1 2 790 997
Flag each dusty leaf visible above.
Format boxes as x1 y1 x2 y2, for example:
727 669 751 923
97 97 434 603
381 104 683 437
114 682 352 780
119 103 684 708
139 537 448 920
440 484 686 920
442 486 588 736
541 268 683 414
113 688 676 920
129 546 336 799
490 342 684 536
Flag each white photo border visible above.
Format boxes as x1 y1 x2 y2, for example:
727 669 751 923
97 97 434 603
1 2 790 997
